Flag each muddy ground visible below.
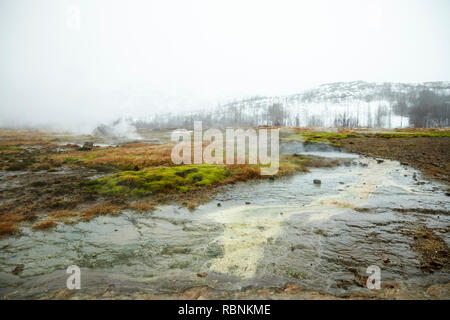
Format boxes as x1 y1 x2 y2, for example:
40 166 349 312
339 137 450 185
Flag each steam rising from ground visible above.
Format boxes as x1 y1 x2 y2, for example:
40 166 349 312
93 119 142 141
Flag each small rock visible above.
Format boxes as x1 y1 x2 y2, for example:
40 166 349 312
383 258 390 264
245 202 251 205
12 264 24 275
217 203 222 207
197 272 208 278
313 179 321 185
79 141 94 151
336 279 353 289
359 162 368 167
439 229 447 234
381 282 399 289
92 253 97 257
376 159 384 164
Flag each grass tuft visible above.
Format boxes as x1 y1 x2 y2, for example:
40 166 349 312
80 203 122 221
0 222 18 235
32 220 57 230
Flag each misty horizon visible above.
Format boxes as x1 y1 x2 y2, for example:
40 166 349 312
1 0 450 132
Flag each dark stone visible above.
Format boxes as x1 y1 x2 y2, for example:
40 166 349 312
175 168 199 178
12 264 24 275
79 142 94 151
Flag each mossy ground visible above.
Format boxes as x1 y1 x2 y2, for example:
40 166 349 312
282 129 450 147
83 165 231 197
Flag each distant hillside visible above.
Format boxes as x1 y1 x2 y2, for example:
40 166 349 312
133 81 450 129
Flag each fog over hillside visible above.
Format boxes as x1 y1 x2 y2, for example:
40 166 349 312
133 81 450 129
1 0 449 132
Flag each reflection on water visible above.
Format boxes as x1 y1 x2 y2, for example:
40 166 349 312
0 152 449 298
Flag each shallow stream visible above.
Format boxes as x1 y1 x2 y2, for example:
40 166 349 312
0 150 449 299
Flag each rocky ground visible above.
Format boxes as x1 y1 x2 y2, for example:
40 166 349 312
34 280 450 300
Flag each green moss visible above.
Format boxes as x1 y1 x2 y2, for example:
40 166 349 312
282 132 361 146
284 131 450 146
83 164 230 198
302 133 361 145
0 146 23 151
289 270 307 280
374 132 450 138
64 156 83 164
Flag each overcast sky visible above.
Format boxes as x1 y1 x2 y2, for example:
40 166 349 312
1 0 449 130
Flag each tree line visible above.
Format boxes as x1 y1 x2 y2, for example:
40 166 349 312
132 88 449 129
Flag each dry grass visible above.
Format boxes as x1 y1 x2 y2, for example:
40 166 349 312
52 143 175 171
49 210 77 218
32 220 57 230
129 201 157 213
0 212 36 223
0 129 49 146
48 210 79 224
225 164 261 180
0 222 18 235
80 203 122 221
